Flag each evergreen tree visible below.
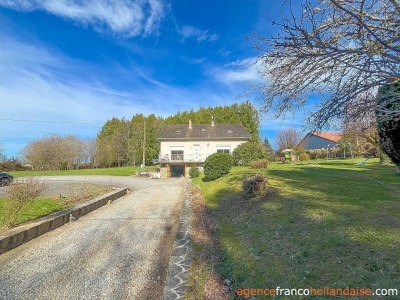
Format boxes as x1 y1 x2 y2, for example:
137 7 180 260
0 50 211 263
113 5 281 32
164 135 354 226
96 118 124 167
262 137 274 158
96 101 261 167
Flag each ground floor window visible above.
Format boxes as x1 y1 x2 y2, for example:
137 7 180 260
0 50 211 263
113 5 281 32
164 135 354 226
217 148 230 154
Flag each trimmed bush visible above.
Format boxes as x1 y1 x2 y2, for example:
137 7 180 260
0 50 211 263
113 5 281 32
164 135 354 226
299 153 310 161
249 159 269 169
189 164 200 178
242 174 267 199
232 142 269 166
204 153 233 180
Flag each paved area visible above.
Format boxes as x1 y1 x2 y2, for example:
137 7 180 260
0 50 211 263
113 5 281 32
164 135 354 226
0 176 188 299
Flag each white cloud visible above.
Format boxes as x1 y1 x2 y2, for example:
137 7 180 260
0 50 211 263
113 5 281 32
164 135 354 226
179 25 218 43
211 56 262 85
261 117 304 131
0 0 166 37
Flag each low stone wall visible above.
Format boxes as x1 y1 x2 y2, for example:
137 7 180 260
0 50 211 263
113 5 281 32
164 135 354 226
0 187 129 254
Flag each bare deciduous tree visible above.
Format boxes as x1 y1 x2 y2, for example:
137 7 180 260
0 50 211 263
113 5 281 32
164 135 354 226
275 127 304 152
250 0 400 128
84 139 98 167
342 98 380 157
0 144 4 161
22 134 91 171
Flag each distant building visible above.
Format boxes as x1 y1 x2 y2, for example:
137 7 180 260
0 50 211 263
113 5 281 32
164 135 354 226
157 118 251 178
301 132 342 150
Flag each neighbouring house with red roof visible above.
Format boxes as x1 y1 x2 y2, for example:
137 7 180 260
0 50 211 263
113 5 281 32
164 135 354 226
157 118 251 178
300 132 342 150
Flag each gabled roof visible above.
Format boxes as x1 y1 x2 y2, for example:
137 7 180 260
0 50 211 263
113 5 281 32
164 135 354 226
158 123 251 140
309 132 342 143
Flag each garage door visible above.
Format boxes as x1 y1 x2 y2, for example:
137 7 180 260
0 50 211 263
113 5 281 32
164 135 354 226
170 165 184 177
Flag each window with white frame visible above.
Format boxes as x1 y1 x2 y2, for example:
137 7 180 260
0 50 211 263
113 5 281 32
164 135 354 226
170 146 184 160
216 146 231 154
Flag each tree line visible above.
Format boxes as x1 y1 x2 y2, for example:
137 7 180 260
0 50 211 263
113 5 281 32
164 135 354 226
20 101 261 170
95 101 260 168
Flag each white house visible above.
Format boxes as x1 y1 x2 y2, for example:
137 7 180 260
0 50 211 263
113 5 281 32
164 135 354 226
301 132 342 150
157 119 251 178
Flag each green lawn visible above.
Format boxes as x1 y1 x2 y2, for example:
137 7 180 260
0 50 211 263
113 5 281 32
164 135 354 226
0 183 112 228
191 158 400 298
0 197 64 228
9 165 158 178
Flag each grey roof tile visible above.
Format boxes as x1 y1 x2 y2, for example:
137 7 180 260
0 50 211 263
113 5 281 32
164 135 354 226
158 124 251 140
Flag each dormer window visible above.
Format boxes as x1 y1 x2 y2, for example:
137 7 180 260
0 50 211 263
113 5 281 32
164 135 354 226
201 129 207 132
227 130 233 134
175 130 182 134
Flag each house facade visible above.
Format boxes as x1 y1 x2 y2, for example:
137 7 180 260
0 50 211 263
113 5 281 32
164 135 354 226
158 120 251 178
301 132 342 150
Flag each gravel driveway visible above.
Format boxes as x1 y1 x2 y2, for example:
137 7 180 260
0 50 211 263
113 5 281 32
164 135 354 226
0 176 188 299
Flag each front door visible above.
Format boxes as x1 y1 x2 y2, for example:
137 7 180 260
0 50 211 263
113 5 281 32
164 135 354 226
193 145 200 161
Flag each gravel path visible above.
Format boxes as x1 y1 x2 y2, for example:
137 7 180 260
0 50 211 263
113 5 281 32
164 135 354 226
0 176 188 299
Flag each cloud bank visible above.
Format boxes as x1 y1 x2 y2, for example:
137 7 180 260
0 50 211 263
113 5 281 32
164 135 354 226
0 0 166 37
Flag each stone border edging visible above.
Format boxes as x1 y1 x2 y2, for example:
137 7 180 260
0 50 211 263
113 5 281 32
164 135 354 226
0 187 129 254
162 180 194 300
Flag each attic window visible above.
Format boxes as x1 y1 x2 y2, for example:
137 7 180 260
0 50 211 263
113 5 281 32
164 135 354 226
227 130 233 134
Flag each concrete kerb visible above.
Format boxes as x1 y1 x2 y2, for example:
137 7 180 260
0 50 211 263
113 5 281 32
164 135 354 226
0 187 129 254
162 179 194 300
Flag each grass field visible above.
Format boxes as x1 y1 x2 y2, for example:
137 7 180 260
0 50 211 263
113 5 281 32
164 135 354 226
189 158 400 299
9 165 158 178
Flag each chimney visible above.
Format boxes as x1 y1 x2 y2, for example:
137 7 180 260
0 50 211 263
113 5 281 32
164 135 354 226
189 119 192 129
211 116 215 126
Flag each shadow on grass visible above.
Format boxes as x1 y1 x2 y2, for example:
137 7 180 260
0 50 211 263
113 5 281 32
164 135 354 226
200 171 400 299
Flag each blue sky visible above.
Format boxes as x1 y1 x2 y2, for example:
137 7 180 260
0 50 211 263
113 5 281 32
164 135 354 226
0 0 308 157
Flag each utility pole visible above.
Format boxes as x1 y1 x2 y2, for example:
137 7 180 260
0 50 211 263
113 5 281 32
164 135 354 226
142 121 146 172
127 124 131 166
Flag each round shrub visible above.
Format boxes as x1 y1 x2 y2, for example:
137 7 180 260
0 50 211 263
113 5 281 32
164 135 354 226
189 164 200 178
204 153 232 180
232 142 269 166
299 153 310 161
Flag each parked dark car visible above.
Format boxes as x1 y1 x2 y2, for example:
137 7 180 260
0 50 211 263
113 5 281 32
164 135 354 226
0 172 13 186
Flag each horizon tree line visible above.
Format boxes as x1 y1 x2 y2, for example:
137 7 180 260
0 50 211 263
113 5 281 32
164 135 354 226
19 101 262 170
